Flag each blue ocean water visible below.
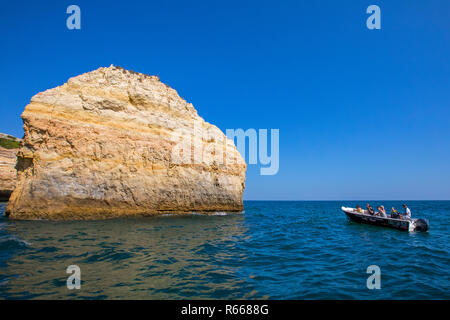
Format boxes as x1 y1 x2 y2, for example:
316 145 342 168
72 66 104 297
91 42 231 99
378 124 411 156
0 201 449 299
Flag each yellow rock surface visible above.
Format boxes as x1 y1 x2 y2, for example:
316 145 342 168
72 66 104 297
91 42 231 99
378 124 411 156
6 66 246 220
0 145 18 201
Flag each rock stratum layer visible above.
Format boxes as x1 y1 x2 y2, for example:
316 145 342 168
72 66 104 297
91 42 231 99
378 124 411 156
0 133 21 201
6 66 246 220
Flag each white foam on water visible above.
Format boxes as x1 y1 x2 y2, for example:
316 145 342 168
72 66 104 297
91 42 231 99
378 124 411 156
156 211 244 218
210 212 228 216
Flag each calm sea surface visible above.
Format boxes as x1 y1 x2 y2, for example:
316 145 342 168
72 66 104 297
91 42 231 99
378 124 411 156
0 201 449 299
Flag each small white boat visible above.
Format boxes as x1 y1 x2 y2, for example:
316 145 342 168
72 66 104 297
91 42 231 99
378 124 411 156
341 206 429 232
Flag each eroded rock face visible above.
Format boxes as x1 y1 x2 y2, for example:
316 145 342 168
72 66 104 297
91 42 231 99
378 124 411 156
0 148 17 201
6 66 246 220
0 135 20 201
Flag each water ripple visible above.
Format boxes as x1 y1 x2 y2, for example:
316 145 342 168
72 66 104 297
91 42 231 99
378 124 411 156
0 201 449 299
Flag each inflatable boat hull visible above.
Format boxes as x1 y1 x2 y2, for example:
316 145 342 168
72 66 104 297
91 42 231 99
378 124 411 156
341 207 429 232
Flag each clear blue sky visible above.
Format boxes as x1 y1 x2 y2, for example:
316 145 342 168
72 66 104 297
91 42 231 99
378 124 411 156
0 1 449 200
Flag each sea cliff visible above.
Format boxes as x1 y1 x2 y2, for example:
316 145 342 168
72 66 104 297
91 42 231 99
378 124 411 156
6 66 246 220
0 133 20 201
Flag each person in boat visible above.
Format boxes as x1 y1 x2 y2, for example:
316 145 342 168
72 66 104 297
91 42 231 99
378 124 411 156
355 205 363 213
378 205 387 218
390 207 400 218
375 206 382 216
403 204 412 220
366 204 375 215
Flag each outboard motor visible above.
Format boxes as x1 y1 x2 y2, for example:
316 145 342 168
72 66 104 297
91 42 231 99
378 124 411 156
413 219 429 232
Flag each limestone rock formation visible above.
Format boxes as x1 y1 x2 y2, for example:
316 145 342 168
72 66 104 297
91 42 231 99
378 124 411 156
6 66 246 220
0 133 21 201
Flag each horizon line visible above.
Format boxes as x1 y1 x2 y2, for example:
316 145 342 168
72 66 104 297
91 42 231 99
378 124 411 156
243 199 450 201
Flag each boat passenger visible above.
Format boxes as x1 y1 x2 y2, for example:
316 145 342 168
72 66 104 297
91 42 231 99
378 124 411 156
375 206 382 216
403 204 411 220
366 204 375 215
390 207 400 218
355 205 363 213
379 206 387 218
